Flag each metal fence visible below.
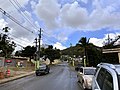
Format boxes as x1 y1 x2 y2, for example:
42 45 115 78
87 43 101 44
0 57 4 67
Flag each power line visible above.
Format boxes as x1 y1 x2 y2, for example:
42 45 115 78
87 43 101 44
0 29 32 48
42 35 56 44
0 28 32 44
9 0 39 30
9 33 31 44
42 30 67 46
0 8 35 34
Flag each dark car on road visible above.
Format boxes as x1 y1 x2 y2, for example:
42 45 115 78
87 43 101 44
36 64 50 76
75 64 82 71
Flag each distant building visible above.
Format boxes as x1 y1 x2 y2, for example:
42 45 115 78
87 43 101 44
102 48 120 63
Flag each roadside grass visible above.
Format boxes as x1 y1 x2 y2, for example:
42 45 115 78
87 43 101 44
0 66 35 78
8 66 35 71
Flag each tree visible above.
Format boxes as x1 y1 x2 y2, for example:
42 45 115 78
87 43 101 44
0 27 16 58
103 35 120 49
44 45 61 64
15 46 36 61
78 37 90 66
78 37 102 66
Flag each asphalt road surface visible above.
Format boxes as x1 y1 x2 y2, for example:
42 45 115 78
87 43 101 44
0 63 84 90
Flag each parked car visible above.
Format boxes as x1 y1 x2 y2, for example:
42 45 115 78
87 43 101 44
92 63 120 90
77 67 96 89
36 64 50 76
75 64 82 71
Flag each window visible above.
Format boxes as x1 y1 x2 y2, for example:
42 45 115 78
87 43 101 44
84 68 96 75
102 71 113 90
94 66 99 75
97 68 106 89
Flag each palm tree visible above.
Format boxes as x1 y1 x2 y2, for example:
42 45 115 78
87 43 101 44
78 37 90 66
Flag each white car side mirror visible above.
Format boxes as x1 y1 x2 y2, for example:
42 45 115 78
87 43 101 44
79 72 83 75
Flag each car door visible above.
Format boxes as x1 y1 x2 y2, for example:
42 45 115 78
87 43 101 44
78 68 83 83
92 67 106 90
102 70 113 90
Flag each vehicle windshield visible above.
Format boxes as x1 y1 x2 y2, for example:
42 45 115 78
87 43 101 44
84 68 96 75
39 65 46 69
77 64 82 67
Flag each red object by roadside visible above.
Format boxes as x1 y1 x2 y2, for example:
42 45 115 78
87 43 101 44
5 60 12 63
6 69 10 77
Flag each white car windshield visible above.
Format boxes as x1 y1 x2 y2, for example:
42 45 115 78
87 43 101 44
84 69 95 75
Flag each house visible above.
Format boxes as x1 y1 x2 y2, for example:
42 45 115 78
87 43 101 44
102 48 120 63
5 57 33 67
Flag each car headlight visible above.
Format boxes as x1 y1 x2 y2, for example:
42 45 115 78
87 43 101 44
85 79 92 86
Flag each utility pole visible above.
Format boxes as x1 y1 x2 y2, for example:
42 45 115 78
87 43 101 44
38 28 42 61
35 38 37 59
34 28 42 70
34 38 37 70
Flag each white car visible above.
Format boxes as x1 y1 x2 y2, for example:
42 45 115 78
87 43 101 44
92 63 120 90
77 67 96 89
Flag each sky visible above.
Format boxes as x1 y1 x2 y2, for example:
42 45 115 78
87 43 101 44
0 0 120 50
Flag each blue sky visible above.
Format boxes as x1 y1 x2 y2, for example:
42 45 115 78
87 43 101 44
0 0 120 50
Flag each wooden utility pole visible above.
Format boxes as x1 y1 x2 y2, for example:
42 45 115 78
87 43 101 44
38 28 42 61
34 38 37 70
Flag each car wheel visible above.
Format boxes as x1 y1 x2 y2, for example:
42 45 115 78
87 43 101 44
36 73 38 76
36 73 41 76
47 70 49 74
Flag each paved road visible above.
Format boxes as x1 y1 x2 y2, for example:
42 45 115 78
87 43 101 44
0 64 83 90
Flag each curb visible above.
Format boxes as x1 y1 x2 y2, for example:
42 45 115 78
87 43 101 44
0 71 35 84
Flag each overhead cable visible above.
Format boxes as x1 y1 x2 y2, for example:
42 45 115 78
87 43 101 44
9 0 39 30
0 8 35 34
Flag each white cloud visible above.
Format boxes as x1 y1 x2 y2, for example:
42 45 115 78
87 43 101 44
89 38 104 47
0 19 8 29
53 42 67 50
35 0 60 29
0 0 120 51
16 0 29 6
34 0 120 31
55 32 68 42
79 0 88 4
60 1 88 28
0 0 36 50
30 1 37 10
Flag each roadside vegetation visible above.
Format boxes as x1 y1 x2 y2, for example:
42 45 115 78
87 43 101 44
0 27 120 67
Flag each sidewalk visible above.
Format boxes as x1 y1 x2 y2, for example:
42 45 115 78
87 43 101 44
0 71 35 84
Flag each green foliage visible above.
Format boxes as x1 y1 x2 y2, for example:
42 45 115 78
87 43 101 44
15 46 36 59
44 45 61 63
0 27 16 58
61 37 102 67
61 44 84 57
15 45 61 64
